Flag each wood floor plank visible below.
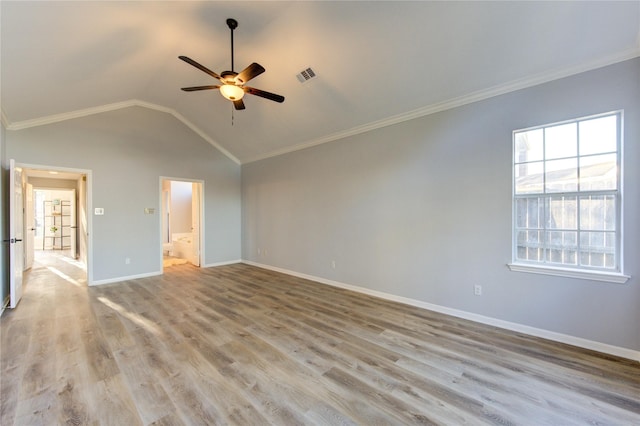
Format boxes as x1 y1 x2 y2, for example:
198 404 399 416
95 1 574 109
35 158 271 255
54 372 95 426
91 374 144 425
19 312 57 400
13 387 62 425
0 318 31 424
2 253 640 425
112 345 176 424
161 371 224 426
78 312 121 384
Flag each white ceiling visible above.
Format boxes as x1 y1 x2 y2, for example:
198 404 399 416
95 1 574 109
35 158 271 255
2 1 639 164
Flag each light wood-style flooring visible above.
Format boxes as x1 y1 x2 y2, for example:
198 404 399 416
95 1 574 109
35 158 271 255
2 251 639 425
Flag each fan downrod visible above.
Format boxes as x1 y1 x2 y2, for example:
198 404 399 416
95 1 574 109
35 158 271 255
227 18 238 71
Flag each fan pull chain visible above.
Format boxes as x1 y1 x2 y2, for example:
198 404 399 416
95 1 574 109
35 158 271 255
231 104 235 126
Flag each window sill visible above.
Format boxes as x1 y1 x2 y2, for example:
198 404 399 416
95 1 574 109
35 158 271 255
507 263 630 284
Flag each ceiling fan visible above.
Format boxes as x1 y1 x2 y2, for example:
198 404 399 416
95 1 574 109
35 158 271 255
179 18 284 111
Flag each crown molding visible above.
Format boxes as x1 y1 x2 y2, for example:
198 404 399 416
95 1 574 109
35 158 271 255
243 48 640 164
3 99 240 165
5 100 135 131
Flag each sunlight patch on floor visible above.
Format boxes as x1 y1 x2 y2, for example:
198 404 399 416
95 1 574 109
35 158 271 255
46 266 85 287
97 296 162 336
58 255 87 271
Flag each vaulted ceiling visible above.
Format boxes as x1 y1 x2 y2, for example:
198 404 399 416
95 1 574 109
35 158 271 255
2 1 639 164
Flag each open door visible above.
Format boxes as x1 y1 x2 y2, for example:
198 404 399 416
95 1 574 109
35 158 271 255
9 159 24 308
24 183 34 270
190 182 201 267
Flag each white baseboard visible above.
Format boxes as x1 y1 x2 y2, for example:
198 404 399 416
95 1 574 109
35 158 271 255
89 259 243 286
90 270 162 286
242 260 640 362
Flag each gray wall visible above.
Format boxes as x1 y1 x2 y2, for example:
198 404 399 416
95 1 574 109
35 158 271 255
242 58 640 352
1 122 7 308
6 106 241 282
170 180 193 235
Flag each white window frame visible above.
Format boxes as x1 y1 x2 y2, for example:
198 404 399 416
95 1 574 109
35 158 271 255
508 111 629 283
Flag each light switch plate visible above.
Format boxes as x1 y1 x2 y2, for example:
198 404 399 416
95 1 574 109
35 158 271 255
94 208 104 215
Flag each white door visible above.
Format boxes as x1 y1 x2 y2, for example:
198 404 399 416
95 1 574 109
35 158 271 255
24 183 34 270
9 159 24 308
190 182 201 267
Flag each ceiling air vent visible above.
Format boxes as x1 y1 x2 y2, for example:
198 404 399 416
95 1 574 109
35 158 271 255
296 67 317 83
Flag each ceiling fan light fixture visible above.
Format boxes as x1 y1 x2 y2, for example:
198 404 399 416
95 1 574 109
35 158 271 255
220 84 244 101
179 18 284 111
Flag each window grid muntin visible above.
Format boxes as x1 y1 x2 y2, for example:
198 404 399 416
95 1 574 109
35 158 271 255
512 111 621 273
514 191 618 270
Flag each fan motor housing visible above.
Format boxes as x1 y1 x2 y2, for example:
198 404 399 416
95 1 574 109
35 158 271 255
221 71 238 84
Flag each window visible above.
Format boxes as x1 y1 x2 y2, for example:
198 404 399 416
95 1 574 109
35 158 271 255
510 111 627 282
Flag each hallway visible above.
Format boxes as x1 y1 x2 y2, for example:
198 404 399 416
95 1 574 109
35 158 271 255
30 250 86 284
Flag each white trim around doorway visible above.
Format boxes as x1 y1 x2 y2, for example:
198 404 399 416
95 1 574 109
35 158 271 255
17 162 93 285
159 176 205 271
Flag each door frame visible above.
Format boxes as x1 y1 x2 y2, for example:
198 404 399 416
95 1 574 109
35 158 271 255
17 162 94 284
24 183 34 270
159 176 204 270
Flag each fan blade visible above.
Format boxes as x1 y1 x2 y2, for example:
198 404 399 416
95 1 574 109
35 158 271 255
181 85 220 92
244 86 285 103
233 99 246 110
179 56 222 81
234 63 265 84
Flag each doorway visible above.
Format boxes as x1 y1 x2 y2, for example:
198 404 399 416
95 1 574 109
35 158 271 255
161 178 203 269
34 189 76 254
22 167 89 284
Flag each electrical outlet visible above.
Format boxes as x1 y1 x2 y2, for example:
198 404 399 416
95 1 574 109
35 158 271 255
125 257 131 265
474 285 482 296
331 260 336 269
